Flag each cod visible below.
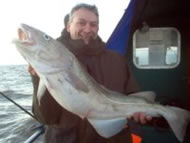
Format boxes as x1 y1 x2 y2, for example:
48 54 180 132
13 24 190 142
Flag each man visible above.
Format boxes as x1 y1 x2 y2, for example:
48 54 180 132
28 3 151 143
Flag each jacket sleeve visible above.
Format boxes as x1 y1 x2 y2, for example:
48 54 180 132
124 63 141 94
31 75 62 125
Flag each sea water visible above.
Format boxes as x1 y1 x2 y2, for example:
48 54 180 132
0 65 43 143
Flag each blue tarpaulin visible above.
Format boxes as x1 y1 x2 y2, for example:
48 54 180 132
106 0 135 56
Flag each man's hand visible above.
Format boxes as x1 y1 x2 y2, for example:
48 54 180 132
27 64 37 76
129 112 152 124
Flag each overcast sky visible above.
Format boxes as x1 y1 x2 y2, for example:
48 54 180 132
0 0 130 65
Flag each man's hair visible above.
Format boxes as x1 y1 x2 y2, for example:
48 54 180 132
69 3 99 22
64 14 69 27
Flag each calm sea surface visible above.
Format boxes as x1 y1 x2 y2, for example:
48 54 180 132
0 65 43 143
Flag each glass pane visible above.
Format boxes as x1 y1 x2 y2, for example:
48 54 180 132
166 47 178 65
135 47 149 66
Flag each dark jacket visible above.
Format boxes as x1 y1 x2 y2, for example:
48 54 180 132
32 29 140 143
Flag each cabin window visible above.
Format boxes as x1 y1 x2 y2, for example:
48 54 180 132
133 27 181 69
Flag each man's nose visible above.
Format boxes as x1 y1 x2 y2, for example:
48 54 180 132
83 24 92 33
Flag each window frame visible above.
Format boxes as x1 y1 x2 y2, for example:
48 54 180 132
133 27 181 69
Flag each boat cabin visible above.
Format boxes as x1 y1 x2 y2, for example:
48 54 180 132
107 0 190 142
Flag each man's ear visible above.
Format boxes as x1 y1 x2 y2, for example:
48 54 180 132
66 22 70 32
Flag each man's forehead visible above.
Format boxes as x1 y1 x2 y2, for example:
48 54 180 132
72 8 98 22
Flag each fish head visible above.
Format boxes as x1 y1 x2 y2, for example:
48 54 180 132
13 24 73 74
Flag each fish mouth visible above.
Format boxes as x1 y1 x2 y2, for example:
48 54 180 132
17 25 34 45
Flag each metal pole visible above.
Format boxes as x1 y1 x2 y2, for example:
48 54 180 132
24 126 45 143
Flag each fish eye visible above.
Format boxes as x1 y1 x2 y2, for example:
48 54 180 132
43 34 50 41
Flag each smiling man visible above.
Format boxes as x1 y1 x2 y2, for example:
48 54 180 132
29 3 151 143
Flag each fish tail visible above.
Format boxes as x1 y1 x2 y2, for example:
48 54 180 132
162 106 190 142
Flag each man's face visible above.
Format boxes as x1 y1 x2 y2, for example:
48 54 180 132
67 8 99 45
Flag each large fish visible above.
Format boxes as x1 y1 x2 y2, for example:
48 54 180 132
13 24 190 142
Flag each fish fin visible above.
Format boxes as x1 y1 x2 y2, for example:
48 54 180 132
128 91 156 103
67 72 89 93
37 79 46 105
88 118 127 138
163 106 190 142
